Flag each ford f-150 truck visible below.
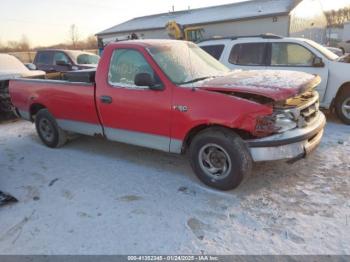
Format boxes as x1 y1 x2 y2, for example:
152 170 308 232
9 40 326 190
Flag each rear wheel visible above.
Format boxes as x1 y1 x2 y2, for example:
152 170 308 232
35 109 67 148
189 127 252 191
335 87 350 125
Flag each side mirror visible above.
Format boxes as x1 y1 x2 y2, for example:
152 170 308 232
56 60 70 67
313 57 325 68
135 73 163 90
25 63 37 70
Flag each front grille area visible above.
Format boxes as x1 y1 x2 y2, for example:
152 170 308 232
300 99 319 126
274 91 320 128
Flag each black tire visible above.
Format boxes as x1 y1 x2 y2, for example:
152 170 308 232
335 87 350 125
189 127 253 191
35 109 67 148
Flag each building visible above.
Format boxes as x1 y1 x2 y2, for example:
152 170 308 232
96 0 327 46
327 27 343 43
343 22 350 41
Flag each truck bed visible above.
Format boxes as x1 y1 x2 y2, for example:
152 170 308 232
61 69 96 83
9 76 102 136
45 69 96 83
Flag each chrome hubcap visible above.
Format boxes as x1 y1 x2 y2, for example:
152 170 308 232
198 144 231 179
342 98 350 119
39 118 54 142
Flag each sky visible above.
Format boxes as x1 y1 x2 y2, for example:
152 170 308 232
0 0 349 46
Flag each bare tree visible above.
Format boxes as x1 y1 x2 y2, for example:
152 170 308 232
326 6 350 28
18 35 30 51
84 35 97 49
69 24 80 48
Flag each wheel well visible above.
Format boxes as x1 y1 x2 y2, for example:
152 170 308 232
30 103 46 121
331 83 350 110
335 83 350 99
182 124 253 153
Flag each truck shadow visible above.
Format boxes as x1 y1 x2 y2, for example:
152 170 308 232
60 134 316 196
25 114 347 196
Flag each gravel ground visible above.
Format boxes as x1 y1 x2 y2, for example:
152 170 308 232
0 117 349 255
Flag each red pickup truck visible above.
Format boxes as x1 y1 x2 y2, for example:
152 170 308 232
9 40 326 190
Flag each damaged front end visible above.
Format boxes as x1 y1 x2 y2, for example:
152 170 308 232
246 90 326 162
253 90 320 137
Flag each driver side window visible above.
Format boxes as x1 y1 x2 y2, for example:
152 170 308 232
271 43 315 67
108 49 158 88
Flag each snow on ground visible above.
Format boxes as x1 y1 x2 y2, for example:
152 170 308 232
0 116 349 255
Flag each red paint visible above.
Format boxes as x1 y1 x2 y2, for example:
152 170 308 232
9 40 318 143
9 80 100 125
197 73 321 101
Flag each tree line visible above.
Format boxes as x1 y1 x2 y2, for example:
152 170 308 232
326 6 350 28
0 24 97 53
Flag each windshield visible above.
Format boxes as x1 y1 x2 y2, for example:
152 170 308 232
76 54 100 65
147 42 230 85
304 39 339 61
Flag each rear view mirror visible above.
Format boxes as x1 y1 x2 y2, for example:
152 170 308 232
56 60 70 66
135 73 163 90
313 57 324 68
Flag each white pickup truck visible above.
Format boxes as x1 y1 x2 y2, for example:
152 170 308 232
199 35 350 124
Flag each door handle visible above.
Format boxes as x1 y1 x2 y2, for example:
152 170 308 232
100 95 113 104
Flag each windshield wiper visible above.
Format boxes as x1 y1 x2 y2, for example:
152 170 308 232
179 76 212 85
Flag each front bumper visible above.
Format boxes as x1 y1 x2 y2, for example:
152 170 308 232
246 112 326 162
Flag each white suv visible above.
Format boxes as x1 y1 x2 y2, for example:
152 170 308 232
199 35 350 124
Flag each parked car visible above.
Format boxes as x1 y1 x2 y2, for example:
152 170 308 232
338 40 350 54
199 35 350 124
9 40 325 190
0 54 45 119
33 49 100 73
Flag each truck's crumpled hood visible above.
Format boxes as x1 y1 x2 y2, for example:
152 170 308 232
193 70 321 101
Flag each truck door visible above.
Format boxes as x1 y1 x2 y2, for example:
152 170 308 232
267 42 329 102
96 47 172 152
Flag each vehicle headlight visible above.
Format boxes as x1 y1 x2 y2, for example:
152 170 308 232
254 111 297 137
275 113 297 133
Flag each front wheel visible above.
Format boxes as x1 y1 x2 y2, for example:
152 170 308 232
35 109 67 148
335 88 350 125
189 127 252 191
